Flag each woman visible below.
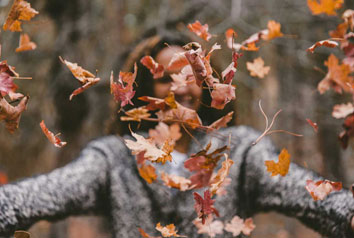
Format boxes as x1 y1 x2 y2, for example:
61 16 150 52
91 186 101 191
0 35 354 238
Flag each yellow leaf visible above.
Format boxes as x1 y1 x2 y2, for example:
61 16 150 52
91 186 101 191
265 148 290 176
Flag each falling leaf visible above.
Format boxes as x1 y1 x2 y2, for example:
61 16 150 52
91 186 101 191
305 179 342 200
265 148 290 176
221 62 237 84
262 20 284 41
59 57 101 100
246 57 270 79
210 83 236 110
0 96 28 133
139 96 166 111
193 216 224 238
138 228 161 238
167 52 189 71
149 122 181 147
224 216 256 236
307 0 343 16
39 120 67 148
0 171 8 185
170 66 195 91
329 22 348 38
193 190 219 224
184 48 207 87
124 132 172 164
0 60 19 97
332 103 354 119
343 9 354 31
207 111 234 132
306 118 318 132
120 106 151 122
138 163 157 184
215 177 231 196
111 64 137 107
140 56 164 79
160 171 191 191
14 231 31 238
317 54 353 94
15 33 36 52
155 223 185 237
187 20 212 41
3 0 38 32
339 113 354 149
225 28 238 50
307 40 338 53
209 154 233 195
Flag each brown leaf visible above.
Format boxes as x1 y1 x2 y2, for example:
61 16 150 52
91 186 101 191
224 216 256 236
306 118 319 132
307 40 338 53
210 83 236 110
39 120 67 148
0 96 28 133
140 56 164 79
15 33 37 52
120 106 151 122
193 216 224 238
187 20 212 41
207 111 234 132
209 154 233 195
138 163 157 184
155 223 185 237
332 103 354 119
3 0 38 32
247 57 270 79
265 148 290 176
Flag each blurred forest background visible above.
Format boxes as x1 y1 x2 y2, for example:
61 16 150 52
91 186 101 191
0 0 354 237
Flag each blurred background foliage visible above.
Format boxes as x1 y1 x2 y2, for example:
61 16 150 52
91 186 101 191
0 0 353 237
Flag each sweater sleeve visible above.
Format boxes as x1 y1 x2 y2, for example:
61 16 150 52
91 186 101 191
238 127 354 238
0 135 124 237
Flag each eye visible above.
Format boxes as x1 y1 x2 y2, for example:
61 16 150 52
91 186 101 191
155 75 172 84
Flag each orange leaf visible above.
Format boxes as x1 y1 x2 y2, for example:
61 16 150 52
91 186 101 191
209 154 233 195
39 120 67 148
160 171 191 191
225 28 238 49
140 56 164 79
305 180 342 200
15 33 36 52
329 22 348 38
120 106 151 122
0 96 28 133
0 171 8 185
167 52 189 71
187 20 212 41
207 111 234 132
149 122 181 147
138 163 157 184
262 20 284 41
307 40 338 53
307 0 343 16
155 223 185 237
210 83 236 110
3 0 38 32
246 57 270 79
265 148 290 176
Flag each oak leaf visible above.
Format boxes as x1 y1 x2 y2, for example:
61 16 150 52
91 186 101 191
246 57 270 79
307 0 343 16
140 56 164 79
305 179 342 200
15 33 36 52
187 20 212 41
0 96 28 133
155 223 185 237
39 120 67 148
224 216 256 236
193 190 219 224
265 148 290 176
3 0 38 32
307 40 338 53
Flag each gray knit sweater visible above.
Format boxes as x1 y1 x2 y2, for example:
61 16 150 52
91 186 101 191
0 126 353 237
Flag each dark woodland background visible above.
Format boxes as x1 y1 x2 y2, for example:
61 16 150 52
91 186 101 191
0 0 354 237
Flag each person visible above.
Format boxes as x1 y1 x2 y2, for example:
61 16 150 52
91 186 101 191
0 34 354 238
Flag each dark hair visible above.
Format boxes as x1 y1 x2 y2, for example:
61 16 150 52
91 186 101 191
107 33 235 135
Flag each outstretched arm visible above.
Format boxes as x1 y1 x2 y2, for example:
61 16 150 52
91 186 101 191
231 126 354 238
0 135 123 236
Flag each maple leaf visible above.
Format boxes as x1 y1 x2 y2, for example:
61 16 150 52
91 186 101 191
120 106 151 122
138 163 157 184
140 56 164 79
215 177 231 196
305 179 342 200
232 51 243 68
225 28 238 50
15 33 36 52
221 62 237 84
167 52 188 71
148 122 181 147
124 132 172 164
246 57 270 79
307 0 344 16
0 60 19 97
170 66 195 91
193 190 219 224
59 57 101 100
207 111 234 132
343 9 354 31
329 22 348 38
306 118 318 133
224 216 256 236
111 64 137 108
138 228 161 238
184 47 207 87
160 171 191 191
210 83 236 110
265 148 290 176
193 216 224 238
155 223 185 237
307 40 339 53
332 103 354 119
39 120 67 148
209 154 234 196
3 0 38 32
187 20 212 41
317 54 353 94
339 113 354 149
0 96 28 133
262 20 284 41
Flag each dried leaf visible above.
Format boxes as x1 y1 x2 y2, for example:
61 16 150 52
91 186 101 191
332 103 354 119
184 48 207 87
306 118 318 133
339 113 354 149
167 52 189 71
120 106 151 122
207 111 234 132
265 148 290 176
187 20 212 41
329 22 348 38
307 40 339 53
193 190 219 224
221 62 237 84
138 228 161 238
149 122 181 147
3 0 38 32
343 9 354 31
140 56 164 79
138 163 157 184
0 171 8 185
155 223 185 237
14 231 31 238
305 179 342 200
209 154 233 196
0 61 19 97
39 120 67 148
246 57 270 79
111 65 137 107
225 28 238 50
307 0 343 16
0 96 28 133
224 216 256 236
262 20 284 41
15 33 36 52
160 171 191 191
210 83 236 110
193 216 224 238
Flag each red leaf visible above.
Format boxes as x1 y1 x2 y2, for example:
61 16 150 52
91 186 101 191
140 56 165 79
305 179 342 200
39 120 67 148
193 190 219 224
307 40 338 53
187 21 212 41
306 118 318 132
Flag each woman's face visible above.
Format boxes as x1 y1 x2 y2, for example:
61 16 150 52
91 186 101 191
154 46 202 111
